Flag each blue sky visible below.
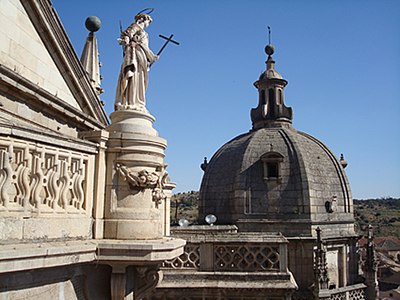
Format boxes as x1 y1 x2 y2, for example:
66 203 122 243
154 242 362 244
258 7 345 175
53 0 400 199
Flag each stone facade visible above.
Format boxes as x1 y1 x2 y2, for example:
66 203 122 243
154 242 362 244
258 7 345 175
0 1 184 299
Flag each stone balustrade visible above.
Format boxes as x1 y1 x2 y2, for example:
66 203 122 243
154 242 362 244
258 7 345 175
148 226 297 299
319 283 366 300
164 226 288 273
0 138 93 214
0 137 97 240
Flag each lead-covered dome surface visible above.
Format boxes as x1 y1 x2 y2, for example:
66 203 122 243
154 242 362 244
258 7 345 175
199 126 355 237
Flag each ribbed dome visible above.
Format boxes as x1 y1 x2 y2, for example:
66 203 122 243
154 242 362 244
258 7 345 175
259 68 283 80
199 127 355 237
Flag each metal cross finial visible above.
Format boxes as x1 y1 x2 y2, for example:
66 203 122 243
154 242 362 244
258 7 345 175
268 26 271 44
157 34 180 56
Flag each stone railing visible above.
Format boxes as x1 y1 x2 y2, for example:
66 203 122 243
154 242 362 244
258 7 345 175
214 243 280 271
319 283 366 300
163 243 200 269
164 226 287 273
0 138 93 215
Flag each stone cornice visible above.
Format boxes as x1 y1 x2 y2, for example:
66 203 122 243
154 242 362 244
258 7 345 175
0 64 104 132
0 240 97 274
95 238 186 264
0 109 99 154
0 238 186 274
20 0 109 126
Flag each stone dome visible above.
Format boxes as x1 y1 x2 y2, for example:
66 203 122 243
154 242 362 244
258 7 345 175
199 127 354 237
259 68 283 80
199 45 355 238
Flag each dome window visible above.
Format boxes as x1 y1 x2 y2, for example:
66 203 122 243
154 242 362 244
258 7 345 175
261 152 284 183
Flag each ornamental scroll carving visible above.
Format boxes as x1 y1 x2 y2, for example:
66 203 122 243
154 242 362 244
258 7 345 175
135 265 162 300
115 163 169 207
0 141 89 214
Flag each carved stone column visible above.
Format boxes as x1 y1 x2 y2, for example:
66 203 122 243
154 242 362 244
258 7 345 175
363 225 379 300
104 110 174 239
313 227 329 299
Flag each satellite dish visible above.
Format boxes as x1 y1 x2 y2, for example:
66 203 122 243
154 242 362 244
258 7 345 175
178 219 189 227
205 214 217 226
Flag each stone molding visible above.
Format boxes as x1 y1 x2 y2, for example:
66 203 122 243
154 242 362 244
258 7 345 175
0 240 97 273
19 0 109 126
96 237 186 263
0 64 106 132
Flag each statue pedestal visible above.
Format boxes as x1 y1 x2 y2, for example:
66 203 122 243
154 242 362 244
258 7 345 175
104 110 174 240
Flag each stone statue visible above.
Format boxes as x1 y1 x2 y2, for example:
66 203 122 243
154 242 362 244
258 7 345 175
115 13 158 112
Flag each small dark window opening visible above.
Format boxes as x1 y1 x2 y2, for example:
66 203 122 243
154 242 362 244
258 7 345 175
268 88 275 117
261 152 284 184
261 89 267 105
267 162 279 178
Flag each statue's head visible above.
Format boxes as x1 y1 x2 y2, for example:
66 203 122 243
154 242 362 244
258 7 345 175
135 13 153 24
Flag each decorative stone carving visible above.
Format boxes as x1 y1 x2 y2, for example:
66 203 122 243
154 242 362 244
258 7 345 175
0 140 89 214
214 244 280 271
14 146 31 208
163 244 201 269
115 163 169 207
0 149 12 208
115 164 158 188
362 225 379 300
313 227 329 291
135 265 162 300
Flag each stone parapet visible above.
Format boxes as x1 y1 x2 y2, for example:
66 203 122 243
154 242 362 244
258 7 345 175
96 237 186 264
0 240 96 274
0 136 97 241
159 270 297 289
149 228 296 299
318 283 366 300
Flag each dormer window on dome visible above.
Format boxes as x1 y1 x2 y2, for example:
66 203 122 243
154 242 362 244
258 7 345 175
261 151 284 183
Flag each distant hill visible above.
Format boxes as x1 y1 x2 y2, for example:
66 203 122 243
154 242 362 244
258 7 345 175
354 198 400 238
171 191 199 225
171 192 400 238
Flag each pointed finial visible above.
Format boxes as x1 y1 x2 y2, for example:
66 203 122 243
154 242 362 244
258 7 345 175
200 157 208 172
315 227 324 250
268 26 271 44
339 153 348 169
265 26 275 57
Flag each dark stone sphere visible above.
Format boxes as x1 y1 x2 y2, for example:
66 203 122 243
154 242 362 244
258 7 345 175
85 16 101 32
265 44 275 56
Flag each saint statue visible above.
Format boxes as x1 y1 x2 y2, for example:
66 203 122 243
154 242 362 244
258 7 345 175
115 13 158 112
